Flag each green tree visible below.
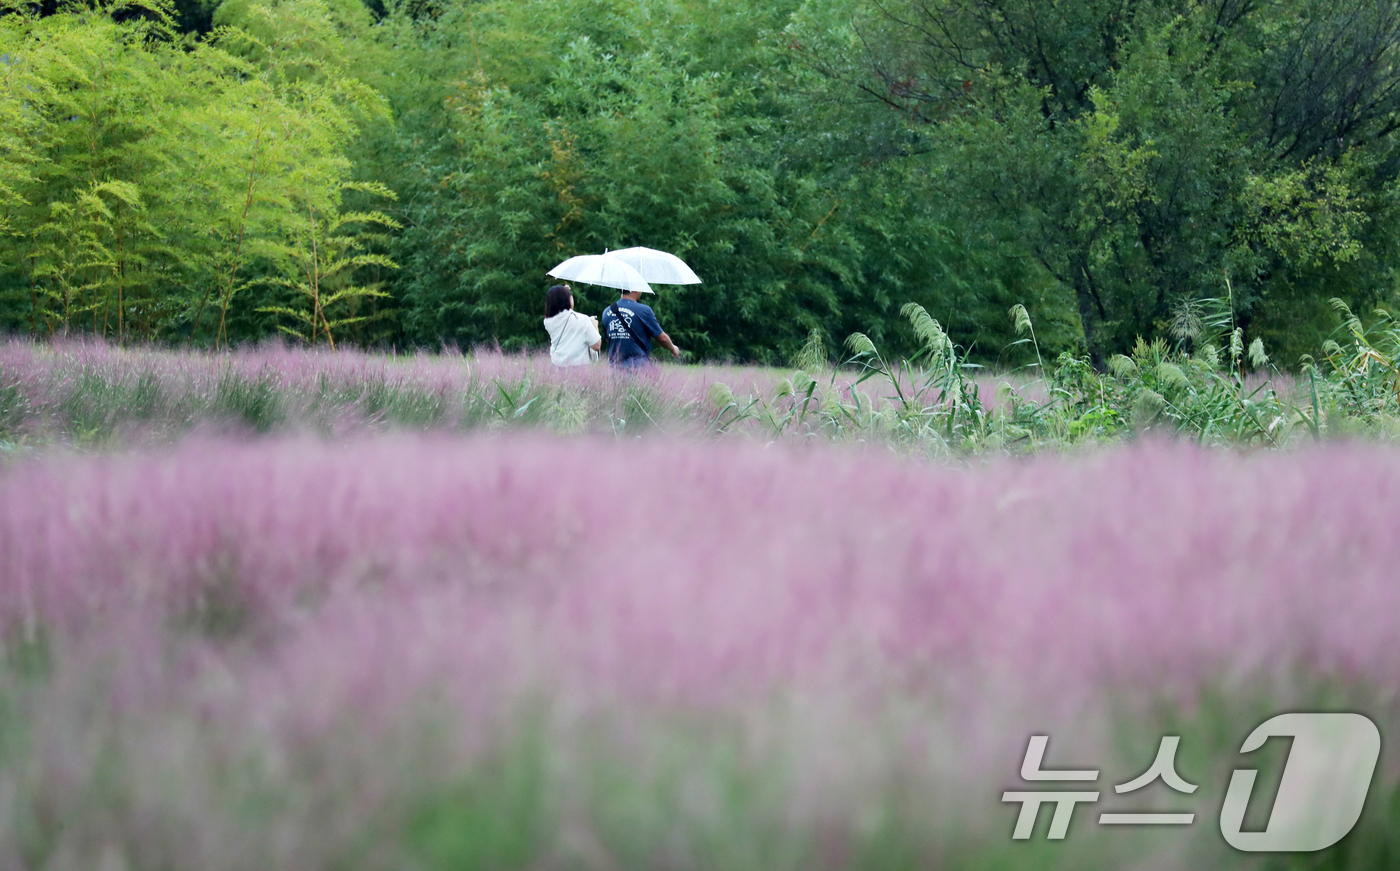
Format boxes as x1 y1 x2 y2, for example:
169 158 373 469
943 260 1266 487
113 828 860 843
0 0 394 346
0 2 181 338
353 0 1063 362
257 183 400 348
789 0 1399 365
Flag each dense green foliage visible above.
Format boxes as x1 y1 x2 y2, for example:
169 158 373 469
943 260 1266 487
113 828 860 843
358 0 1069 362
0 0 392 347
2 0 1400 365
789 0 1400 365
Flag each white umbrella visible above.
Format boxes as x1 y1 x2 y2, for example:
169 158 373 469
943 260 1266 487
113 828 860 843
606 246 702 285
547 254 654 294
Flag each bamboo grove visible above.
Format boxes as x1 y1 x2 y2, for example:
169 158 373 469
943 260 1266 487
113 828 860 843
3 0 1400 367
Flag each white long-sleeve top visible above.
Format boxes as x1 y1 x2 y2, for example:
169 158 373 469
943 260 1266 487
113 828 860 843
543 310 601 366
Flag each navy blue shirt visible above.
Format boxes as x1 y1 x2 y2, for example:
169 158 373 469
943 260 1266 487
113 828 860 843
600 299 663 365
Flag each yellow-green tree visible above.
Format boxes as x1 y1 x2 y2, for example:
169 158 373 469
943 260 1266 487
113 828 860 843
0 0 393 346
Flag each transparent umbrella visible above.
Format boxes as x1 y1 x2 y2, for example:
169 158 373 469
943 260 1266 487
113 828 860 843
547 254 654 294
605 247 702 285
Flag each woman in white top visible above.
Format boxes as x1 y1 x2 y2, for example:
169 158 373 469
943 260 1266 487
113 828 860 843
542 284 602 366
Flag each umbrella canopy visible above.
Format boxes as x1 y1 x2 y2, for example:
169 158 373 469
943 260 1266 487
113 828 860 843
606 246 702 285
547 254 653 294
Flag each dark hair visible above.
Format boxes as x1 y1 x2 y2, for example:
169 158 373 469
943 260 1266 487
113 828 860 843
544 285 573 318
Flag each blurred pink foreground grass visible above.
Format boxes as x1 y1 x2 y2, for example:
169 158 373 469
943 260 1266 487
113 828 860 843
1 435 1397 868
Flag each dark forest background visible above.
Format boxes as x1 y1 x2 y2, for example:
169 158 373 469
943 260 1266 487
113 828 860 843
3 0 1400 366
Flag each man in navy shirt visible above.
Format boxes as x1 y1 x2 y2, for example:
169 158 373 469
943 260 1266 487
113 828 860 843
600 289 682 367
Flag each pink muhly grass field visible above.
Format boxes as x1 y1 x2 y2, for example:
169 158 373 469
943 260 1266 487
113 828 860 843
0 338 1045 447
1 435 1398 869
0 338 780 420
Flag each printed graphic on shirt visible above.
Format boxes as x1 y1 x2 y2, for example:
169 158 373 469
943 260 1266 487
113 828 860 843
606 312 635 341
602 302 661 362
